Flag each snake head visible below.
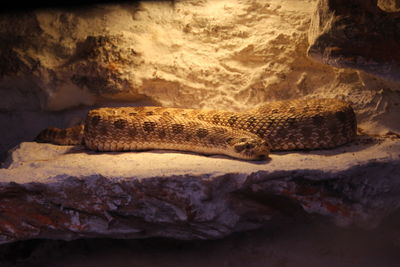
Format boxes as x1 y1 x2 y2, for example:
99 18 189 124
232 137 270 160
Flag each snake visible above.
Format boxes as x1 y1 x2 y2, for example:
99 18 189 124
35 98 357 160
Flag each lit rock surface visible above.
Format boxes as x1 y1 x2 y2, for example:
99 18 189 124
1 0 400 159
308 0 400 81
0 136 399 244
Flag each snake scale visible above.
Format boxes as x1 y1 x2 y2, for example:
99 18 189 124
36 98 357 160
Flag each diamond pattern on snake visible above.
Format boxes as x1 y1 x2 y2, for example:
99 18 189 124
36 98 357 160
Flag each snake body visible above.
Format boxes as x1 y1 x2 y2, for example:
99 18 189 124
36 98 357 160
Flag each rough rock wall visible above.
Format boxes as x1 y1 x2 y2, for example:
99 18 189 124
307 0 400 135
0 1 319 112
308 0 400 81
0 0 399 159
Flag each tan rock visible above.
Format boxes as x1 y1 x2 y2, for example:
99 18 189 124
0 1 400 166
0 138 399 243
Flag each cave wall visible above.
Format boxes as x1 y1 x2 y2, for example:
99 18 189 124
0 0 399 160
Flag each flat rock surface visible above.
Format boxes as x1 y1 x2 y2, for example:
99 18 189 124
2 137 399 181
0 136 399 244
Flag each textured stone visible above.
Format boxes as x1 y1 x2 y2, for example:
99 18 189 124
0 2 400 245
0 136 399 244
308 0 400 82
1 1 400 160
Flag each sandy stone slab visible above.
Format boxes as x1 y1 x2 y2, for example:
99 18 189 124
0 137 399 244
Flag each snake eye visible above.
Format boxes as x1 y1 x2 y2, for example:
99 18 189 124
234 141 255 153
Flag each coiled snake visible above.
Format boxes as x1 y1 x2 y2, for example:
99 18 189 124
36 98 357 160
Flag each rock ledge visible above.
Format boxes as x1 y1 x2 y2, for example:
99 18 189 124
0 136 399 244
